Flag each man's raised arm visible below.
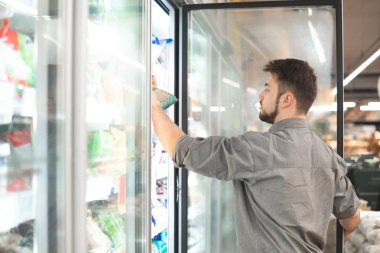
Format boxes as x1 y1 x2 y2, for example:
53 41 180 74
151 93 185 159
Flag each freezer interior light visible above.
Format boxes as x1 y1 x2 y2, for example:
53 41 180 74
246 87 258 95
191 106 202 112
222 78 241 89
210 106 226 112
308 21 326 64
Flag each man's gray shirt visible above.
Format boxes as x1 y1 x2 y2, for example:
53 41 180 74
173 118 360 253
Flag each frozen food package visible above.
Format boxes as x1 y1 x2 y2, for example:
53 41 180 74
97 212 126 248
152 86 178 110
151 34 173 64
152 75 177 110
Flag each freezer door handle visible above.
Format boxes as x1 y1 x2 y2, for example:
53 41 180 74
176 175 181 202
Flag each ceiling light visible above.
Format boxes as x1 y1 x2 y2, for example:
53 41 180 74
368 102 380 107
344 48 380 87
360 105 380 111
310 105 336 112
344 102 356 107
332 48 380 95
332 102 356 109
311 102 356 112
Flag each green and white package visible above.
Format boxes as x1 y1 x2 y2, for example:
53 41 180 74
152 87 178 110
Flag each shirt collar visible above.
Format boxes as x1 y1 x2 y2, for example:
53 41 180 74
269 118 309 133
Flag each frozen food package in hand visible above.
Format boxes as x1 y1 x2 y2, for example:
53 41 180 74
152 76 177 110
152 87 178 110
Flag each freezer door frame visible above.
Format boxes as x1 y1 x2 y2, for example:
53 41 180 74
179 1 344 253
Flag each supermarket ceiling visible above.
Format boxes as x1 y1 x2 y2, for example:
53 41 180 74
172 0 380 99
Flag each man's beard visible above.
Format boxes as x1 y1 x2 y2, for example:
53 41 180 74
259 95 281 124
259 105 278 124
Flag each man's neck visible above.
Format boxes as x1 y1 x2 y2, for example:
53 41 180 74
274 114 306 124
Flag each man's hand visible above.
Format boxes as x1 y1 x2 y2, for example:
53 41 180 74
151 89 161 108
151 90 185 159
340 209 361 239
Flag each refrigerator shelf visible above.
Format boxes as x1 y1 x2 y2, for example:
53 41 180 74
88 155 127 164
0 190 33 233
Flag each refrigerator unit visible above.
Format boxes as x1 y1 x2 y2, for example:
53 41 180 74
0 0 152 252
0 0 345 253
0 0 60 252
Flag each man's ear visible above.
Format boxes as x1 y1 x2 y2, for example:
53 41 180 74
281 92 295 108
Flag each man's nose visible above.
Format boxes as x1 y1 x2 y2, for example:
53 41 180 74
259 91 264 101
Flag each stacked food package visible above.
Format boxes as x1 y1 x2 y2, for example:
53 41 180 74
151 32 174 253
0 11 36 253
368 132 380 158
0 16 35 194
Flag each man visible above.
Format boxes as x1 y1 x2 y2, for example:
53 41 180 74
152 58 360 252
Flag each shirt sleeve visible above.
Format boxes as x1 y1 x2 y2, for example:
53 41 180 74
332 153 361 219
172 134 255 181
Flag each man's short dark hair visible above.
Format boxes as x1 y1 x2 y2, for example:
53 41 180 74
263 58 317 114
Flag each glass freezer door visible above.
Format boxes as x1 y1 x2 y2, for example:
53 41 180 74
85 1 150 253
181 1 343 253
0 0 68 252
